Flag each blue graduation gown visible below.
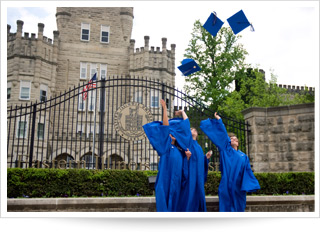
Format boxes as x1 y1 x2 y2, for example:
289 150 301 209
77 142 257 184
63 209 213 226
169 118 209 212
200 118 260 212
143 121 185 212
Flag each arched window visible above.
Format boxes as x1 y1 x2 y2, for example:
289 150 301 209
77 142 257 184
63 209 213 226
105 154 123 169
55 153 75 169
81 152 97 169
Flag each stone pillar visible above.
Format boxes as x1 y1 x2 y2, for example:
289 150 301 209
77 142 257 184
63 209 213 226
37 23 44 40
170 44 176 74
161 38 167 71
129 39 135 76
16 20 24 38
53 30 60 61
144 36 149 51
242 103 315 173
7 24 11 38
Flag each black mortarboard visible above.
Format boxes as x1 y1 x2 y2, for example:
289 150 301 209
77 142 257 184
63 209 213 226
227 10 254 35
203 12 224 37
178 59 201 76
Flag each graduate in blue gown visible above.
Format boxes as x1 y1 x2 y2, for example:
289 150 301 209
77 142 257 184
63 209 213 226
142 99 191 212
169 110 212 212
200 112 260 212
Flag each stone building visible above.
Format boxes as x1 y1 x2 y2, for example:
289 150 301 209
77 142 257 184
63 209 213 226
7 7 176 169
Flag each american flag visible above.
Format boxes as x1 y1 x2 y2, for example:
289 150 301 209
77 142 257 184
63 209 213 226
82 73 97 101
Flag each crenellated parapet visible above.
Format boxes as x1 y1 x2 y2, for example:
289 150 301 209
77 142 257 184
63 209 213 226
7 20 59 63
277 84 315 95
129 36 176 85
7 20 60 105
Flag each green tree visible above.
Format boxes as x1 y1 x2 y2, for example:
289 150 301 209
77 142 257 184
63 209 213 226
182 20 248 109
218 68 315 120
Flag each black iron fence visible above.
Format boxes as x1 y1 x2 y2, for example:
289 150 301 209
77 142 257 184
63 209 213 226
7 76 250 171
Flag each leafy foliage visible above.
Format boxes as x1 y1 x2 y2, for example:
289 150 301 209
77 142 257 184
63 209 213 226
182 20 314 120
7 168 154 198
218 68 315 120
7 169 314 198
182 21 248 107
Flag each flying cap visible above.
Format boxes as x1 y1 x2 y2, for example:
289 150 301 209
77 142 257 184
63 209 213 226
178 59 201 76
203 12 224 37
227 10 253 35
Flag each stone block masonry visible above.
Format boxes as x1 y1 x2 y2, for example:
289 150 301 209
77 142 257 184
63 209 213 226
242 103 314 173
7 196 314 212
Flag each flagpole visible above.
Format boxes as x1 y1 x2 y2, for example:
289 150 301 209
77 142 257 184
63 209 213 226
91 70 98 169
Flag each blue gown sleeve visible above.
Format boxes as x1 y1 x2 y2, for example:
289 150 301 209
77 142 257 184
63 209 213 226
240 157 261 192
176 144 189 187
169 118 193 151
143 121 171 156
204 157 209 183
182 155 189 187
200 118 230 151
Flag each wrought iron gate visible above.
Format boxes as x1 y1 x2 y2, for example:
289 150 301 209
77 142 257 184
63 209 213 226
7 76 250 170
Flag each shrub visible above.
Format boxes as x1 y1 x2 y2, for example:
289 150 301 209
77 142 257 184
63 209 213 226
7 168 314 198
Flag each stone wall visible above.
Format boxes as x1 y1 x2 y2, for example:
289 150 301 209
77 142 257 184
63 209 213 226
7 196 315 212
242 103 314 173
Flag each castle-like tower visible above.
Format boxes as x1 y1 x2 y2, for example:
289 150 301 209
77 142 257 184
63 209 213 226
7 7 176 169
7 7 176 104
7 20 59 106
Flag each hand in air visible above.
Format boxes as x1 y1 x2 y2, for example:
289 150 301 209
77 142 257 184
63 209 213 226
214 112 221 120
206 150 212 159
160 99 167 110
185 148 192 161
175 110 184 116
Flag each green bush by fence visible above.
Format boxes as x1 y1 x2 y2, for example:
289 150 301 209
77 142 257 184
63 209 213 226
7 168 314 198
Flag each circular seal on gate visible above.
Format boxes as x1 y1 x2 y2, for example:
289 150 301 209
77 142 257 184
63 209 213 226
114 102 153 141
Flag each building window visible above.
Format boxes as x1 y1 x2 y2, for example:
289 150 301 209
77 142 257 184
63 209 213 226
16 120 28 138
7 82 12 99
20 81 31 100
90 63 97 79
40 84 48 102
78 94 85 111
135 91 143 104
80 62 87 79
37 122 45 140
166 97 170 109
87 123 99 138
101 25 110 43
150 91 159 108
81 23 90 41
77 124 84 137
81 154 97 169
88 90 96 111
100 64 107 80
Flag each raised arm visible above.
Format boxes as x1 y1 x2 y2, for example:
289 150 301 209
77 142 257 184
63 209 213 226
160 99 169 126
200 112 230 151
214 112 220 120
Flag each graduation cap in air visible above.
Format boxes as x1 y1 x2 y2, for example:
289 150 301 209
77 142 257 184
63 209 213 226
203 11 224 37
178 59 201 76
227 10 254 35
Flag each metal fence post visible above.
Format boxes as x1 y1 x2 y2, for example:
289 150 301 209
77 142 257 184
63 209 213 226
99 77 106 169
29 103 37 168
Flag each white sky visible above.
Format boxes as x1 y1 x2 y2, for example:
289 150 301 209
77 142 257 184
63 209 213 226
3 1 319 90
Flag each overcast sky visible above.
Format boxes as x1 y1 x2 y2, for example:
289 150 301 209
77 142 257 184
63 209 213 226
3 1 319 90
